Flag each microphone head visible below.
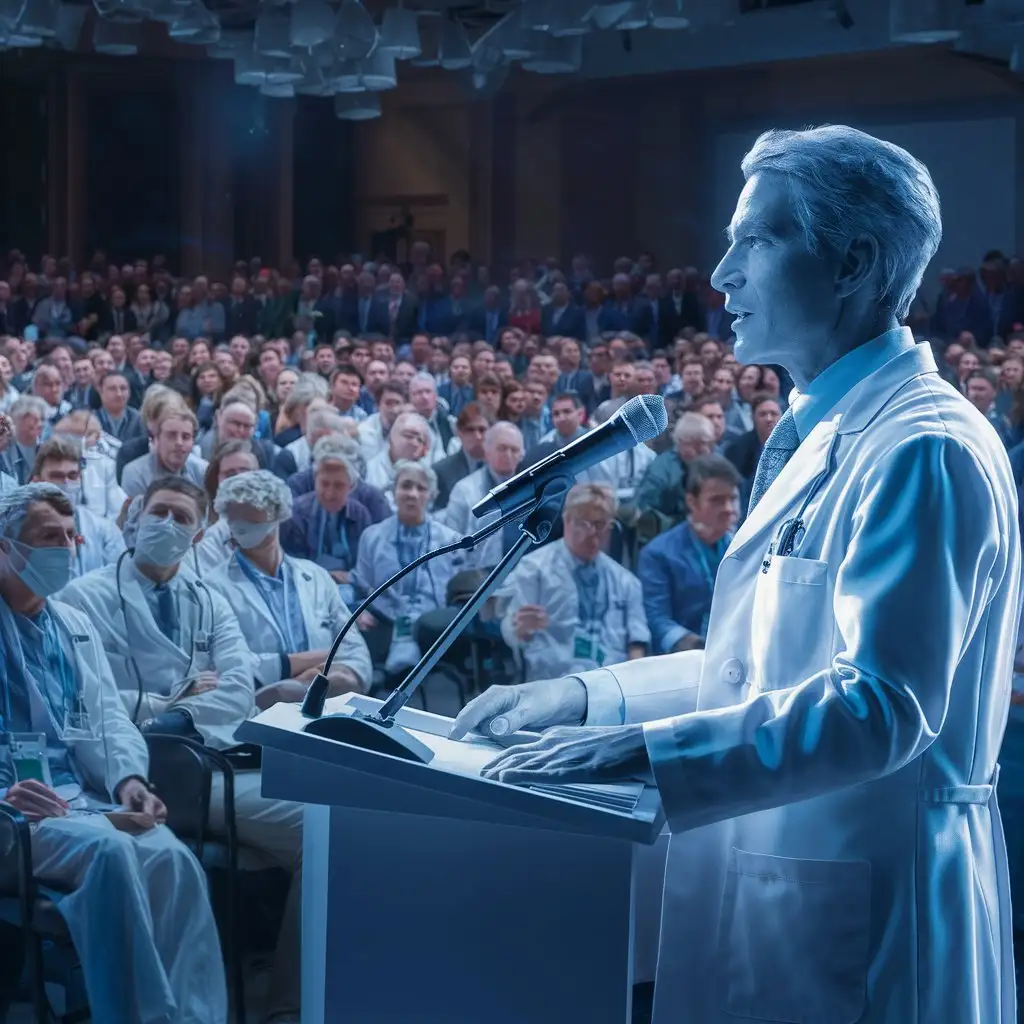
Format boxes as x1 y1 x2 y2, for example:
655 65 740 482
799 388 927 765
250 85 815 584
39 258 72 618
620 394 668 443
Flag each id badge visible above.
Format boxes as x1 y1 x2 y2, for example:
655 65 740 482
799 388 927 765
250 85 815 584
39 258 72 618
10 733 52 787
63 697 95 742
394 616 413 640
573 634 594 660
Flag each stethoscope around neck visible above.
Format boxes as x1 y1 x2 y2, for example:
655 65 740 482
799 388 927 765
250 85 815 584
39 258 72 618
113 549 215 724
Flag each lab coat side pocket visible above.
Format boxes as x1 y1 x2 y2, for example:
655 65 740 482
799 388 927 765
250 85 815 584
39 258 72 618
750 556 830 693
716 848 871 1024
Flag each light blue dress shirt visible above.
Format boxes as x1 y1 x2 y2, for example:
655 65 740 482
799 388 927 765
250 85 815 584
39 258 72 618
788 326 916 442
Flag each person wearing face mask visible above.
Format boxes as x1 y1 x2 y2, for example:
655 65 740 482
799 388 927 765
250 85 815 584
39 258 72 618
31 437 124 579
0 483 228 1024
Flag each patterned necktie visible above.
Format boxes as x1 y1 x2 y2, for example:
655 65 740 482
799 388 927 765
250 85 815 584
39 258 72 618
154 583 179 645
747 407 800 515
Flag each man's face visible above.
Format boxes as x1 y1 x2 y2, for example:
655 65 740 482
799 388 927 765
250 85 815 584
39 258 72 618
51 349 72 382
712 171 845 369
944 343 964 369
610 362 635 397
458 415 488 461
531 355 559 386
315 462 351 514
393 363 416 389
967 377 996 411
551 399 582 438
219 404 256 440
388 273 405 298
34 370 63 406
390 420 429 462
107 336 126 362
563 505 613 563
72 359 94 388
524 383 547 416
698 402 725 442
332 372 362 409
35 457 81 488
686 478 739 536
365 360 390 391
958 352 980 379
472 350 495 377
754 400 782 442
350 347 371 373
411 336 432 366
677 433 714 463
153 353 174 379
229 336 250 366
559 341 580 370
315 348 337 375
712 367 735 397
682 363 705 395
157 417 195 471
486 430 524 477
409 379 437 418
14 412 41 446
590 347 610 376
101 374 129 412
477 386 502 416
450 356 471 385
634 367 657 394
7 502 76 579
378 392 405 429
135 349 155 375
1001 358 1024 390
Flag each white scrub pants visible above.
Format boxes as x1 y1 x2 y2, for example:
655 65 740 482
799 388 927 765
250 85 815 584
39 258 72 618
32 813 227 1024
209 772 302 1021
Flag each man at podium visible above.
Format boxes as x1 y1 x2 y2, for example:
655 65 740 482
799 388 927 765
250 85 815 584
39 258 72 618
452 126 1020 1024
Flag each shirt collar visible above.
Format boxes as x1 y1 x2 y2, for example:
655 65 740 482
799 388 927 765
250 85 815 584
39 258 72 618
789 326 915 442
128 558 183 595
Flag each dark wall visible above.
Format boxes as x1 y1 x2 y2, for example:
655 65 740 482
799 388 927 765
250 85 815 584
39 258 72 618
0 78 48 262
292 97 352 266
86 88 180 266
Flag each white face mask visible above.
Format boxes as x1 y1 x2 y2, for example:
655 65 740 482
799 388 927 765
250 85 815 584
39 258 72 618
57 481 82 510
228 518 278 550
133 514 197 567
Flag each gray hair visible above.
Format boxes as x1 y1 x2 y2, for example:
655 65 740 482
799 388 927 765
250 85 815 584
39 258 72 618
9 396 49 422
673 411 715 444
391 412 431 445
283 373 329 417
392 459 438 501
0 483 71 539
564 481 617 518
213 469 293 521
312 435 362 485
306 408 348 437
409 372 437 393
741 125 942 319
484 421 524 452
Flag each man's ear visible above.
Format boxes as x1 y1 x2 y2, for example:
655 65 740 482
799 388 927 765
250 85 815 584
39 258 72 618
836 235 879 299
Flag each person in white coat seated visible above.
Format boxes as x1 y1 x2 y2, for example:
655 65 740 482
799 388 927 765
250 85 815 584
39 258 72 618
30 436 124 578
0 483 227 1024
453 125 1022 1024
441 421 524 569
363 411 432 511
191 439 261 577
276 406 351 487
205 468 372 707
408 373 456 464
494 481 649 681
59 473 306 1023
352 461 465 674
121 405 208 499
356 382 409 464
54 411 129 521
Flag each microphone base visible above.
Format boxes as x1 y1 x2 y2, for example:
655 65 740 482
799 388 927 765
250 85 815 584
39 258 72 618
302 710 435 764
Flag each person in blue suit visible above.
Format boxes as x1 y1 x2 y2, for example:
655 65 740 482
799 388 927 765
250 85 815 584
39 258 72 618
637 455 741 653
540 282 586 340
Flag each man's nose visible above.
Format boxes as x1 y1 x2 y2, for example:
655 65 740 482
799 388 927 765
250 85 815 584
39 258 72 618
710 251 742 295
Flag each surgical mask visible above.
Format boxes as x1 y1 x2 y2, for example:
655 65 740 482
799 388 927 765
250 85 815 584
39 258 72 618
4 538 72 598
57 481 82 510
133 514 197 567
228 518 278 550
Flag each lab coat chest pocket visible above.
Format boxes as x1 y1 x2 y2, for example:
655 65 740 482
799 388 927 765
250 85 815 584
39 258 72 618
750 556 830 692
716 849 871 1024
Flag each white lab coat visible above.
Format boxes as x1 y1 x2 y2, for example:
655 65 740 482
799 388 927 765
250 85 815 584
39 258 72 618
57 558 256 749
205 552 373 690
441 466 503 568
192 518 233 578
29 600 227 1024
72 504 125 577
284 435 310 474
578 342 1020 1023
357 413 387 463
80 448 127 520
497 540 649 681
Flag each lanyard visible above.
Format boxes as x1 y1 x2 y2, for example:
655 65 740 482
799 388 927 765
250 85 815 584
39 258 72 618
317 508 350 563
73 510 84 578
575 563 609 631
394 521 440 606
235 552 303 652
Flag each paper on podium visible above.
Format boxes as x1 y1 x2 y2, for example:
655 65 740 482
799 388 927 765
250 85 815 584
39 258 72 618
422 729 647 815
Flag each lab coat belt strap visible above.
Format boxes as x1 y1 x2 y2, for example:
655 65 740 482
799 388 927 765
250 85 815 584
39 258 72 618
921 770 998 806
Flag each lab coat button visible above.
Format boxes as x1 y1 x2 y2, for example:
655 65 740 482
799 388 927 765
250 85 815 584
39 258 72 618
720 658 745 685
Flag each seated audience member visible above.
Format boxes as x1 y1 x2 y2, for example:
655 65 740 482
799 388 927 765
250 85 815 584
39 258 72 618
286 430 391 520
273 371 329 447
121 405 208 497
691 392 729 453
115 385 186 483
442 421 524 569
356 382 407 463
2 395 46 483
32 363 72 431
408 372 456 461
496 482 649 682
519 380 550 451
67 354 98 411
353 461 466 673
32 437 124 578
96 369 146 446
473 373 504 423
206 469 371 704
328 363 368 424
637 455 741 653
635 411 716 525
364 411 432 508
193 439 262 576
966 367 1014 447
0 483 227 1022
199 393 277 467
272 400 338 481
280 436 373 602
521 391 589 467
432 402 489 510
438 354 474 417
589 398 657 498
52 410 128 520
723 391 783 484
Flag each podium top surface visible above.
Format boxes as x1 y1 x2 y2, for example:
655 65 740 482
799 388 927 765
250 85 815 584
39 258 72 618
237 694 665 845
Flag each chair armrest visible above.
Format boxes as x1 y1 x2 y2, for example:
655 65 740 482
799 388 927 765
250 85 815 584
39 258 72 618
0 802 36 934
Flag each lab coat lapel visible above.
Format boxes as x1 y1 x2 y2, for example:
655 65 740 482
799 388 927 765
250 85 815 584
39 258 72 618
226 557 280 638
118 574 193 675
288 557 325 636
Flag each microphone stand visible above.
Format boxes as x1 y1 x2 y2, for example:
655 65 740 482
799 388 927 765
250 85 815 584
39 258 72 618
302 475 575 762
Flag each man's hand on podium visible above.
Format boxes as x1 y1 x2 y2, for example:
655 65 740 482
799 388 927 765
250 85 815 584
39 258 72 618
449 677 588 742
479 725 650 785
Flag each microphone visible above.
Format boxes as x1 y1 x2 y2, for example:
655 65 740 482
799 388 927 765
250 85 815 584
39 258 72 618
471 394 668 518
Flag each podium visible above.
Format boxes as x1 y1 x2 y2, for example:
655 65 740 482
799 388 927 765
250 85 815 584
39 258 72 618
236 693 666 1024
